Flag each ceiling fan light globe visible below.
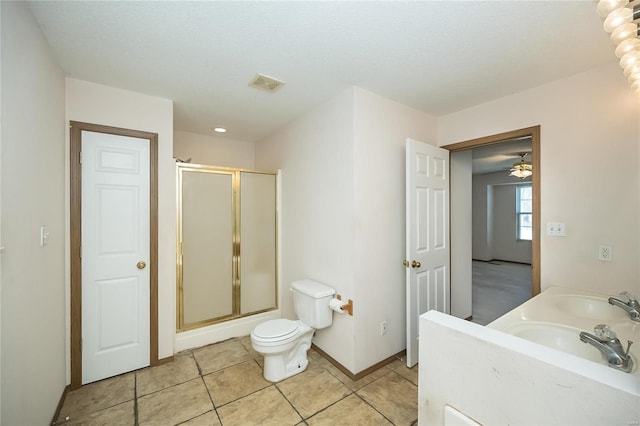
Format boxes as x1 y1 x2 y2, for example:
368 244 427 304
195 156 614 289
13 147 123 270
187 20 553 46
597 0 628 18
611 23 638 45
615 38 640 58
604 7 633 33
620 50 640 69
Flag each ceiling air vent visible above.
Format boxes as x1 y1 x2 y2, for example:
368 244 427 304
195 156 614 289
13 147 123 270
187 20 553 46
248 73 285 93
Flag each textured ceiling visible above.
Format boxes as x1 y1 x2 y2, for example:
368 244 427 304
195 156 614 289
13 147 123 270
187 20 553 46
28 1 615 142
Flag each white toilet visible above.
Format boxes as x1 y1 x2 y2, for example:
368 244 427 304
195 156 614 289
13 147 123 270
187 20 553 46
251 279 335 382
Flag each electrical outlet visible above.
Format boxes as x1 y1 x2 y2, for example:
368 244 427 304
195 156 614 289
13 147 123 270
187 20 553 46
380 321 388 335
598 245 612 262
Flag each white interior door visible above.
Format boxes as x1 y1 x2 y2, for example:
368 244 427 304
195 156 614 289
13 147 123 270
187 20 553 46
405 138 450 367
82 130 150 384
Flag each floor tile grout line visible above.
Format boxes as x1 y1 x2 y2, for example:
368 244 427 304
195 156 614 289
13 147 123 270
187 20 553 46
318 361 388 391
207 381 273 410
273 382 307 422
351 391 398 426
298 390 356 422
197 354 260 381
388 369 418 389
354 369 418 425
195 353 255 377
174 410 217 426
137 374 205 399
197 375 223 425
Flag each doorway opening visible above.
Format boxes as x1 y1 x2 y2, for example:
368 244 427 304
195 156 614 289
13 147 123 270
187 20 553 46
445 126 540 324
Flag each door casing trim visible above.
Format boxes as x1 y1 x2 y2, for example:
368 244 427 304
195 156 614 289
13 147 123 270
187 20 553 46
443 125 541 297
70 121 159 389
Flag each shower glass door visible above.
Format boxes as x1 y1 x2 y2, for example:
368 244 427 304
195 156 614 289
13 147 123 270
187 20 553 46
177 164 277 331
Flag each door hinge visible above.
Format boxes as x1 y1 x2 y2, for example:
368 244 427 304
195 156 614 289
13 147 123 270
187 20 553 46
79 152 83 164
80 337 83 352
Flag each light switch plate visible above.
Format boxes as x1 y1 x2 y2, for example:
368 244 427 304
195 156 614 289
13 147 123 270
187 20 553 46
40 225 49 246
546 222 566 237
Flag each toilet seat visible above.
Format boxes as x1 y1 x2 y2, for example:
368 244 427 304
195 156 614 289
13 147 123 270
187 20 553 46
252 319 299 343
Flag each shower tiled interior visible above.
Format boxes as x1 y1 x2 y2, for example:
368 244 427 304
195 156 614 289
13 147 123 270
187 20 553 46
56 336 418 425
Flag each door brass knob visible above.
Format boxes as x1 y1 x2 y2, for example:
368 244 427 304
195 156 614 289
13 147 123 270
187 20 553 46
403 260 410 268
137 261 146 270
411 260 421 268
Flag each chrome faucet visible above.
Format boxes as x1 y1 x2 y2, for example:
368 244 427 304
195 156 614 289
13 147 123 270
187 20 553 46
608 291 640 322
579 324 634 373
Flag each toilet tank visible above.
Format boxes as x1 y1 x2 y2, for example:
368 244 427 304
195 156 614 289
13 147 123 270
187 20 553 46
291 279 335 329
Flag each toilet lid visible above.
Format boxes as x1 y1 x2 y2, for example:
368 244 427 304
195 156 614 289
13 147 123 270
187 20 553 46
253 319 298 340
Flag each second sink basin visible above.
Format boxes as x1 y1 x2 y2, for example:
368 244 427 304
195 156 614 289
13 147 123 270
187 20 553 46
505 322 604 363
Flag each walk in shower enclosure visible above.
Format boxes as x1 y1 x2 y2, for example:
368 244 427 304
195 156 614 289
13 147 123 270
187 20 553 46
176 164 277 331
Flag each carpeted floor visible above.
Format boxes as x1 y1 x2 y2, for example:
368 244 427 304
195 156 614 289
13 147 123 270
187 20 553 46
471 260 532 326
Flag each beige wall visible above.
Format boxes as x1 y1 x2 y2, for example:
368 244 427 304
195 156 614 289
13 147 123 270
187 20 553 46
256 87 438 373
1 2 66 424
65 79 176 372
256 88 357 371
352 87 437 372
439 62 640 296
174 130 255 169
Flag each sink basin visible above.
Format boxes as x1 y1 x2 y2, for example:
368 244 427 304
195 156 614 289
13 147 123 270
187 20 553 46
506 322 604 363
550 295 629 321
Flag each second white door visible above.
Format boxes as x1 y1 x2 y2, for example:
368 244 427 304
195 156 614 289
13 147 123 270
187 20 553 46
405 138 450 367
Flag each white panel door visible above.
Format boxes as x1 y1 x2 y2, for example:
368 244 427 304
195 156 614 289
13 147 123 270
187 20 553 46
82 131 150 384
406 138 450 367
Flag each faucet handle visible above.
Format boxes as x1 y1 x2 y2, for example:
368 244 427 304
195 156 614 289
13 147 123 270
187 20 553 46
620 291 638 303
624 340 634 357
594 324 616 340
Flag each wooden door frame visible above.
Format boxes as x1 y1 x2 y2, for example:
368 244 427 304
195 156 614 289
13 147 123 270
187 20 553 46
443 125 541 297
70 121 159 389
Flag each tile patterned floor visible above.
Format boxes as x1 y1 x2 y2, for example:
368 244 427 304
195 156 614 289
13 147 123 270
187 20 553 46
55 336 418 426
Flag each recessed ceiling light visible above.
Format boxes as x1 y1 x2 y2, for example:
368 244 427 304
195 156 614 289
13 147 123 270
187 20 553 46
213 127 227 133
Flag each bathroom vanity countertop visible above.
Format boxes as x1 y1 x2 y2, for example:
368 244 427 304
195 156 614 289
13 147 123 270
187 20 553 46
487 286 640 394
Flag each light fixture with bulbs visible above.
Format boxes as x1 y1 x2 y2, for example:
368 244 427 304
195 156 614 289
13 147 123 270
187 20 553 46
509 153 533 179
596 0 640 92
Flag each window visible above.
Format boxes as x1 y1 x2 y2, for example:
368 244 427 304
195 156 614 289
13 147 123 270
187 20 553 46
517 185 532 240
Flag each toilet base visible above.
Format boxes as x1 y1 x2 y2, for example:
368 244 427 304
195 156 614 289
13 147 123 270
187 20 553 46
263 350 309 382
260 327 314 382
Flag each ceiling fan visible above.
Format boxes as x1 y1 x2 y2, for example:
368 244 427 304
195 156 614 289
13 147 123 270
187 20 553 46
509 152 532 179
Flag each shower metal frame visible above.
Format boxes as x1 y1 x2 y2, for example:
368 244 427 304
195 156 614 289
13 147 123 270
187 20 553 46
176 163 279 331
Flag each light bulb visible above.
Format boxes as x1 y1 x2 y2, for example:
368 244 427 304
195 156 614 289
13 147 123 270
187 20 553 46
615 38 640 58
611 23 638 45
620 50 640 69
604 7 633 33
624 62 640 78
597 0 628 18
